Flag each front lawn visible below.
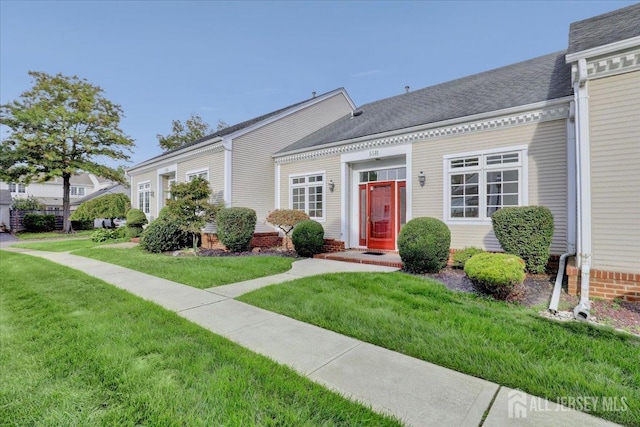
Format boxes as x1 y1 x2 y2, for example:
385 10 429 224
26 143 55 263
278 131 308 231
15 229 94 240
13 238 123 252
0 251 399 426
72 246 295 288
238 272 640 426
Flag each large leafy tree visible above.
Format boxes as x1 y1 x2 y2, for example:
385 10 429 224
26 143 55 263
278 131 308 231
0 71 134 233
157 114 212 151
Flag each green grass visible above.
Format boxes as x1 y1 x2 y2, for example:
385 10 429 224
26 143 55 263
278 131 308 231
72 246 295 288
12 238 124 252
16 229 94 240
238 272 640 426
0 251 400 426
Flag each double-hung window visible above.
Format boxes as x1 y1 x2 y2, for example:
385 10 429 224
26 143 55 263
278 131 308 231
9 183 26 194
70 186 86 196
138 182 151 214
290 173 324 220
446 149 525 222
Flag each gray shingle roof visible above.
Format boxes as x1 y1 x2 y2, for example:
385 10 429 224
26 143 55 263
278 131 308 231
136 88 345 166
71 183 130 206
568 3 640 54
278 51 571 154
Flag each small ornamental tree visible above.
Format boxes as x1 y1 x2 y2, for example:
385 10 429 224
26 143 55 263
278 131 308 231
165 177 219 252
71 193 130 228
266 209 310 250
11 195 43 211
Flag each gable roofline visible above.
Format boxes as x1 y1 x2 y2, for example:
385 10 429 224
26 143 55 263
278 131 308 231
566 35 640 63
274 96 573 159
128 88 354 173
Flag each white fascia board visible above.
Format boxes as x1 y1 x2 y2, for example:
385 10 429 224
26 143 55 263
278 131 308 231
127 137 223 174
565 36 640 63
274 97 573 159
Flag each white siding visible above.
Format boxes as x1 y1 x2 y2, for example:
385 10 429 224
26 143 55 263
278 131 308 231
279 156 342 239
233 93 352 232
589 70 640 273
130 170 156 218
412 119 568 254
177 151 225 204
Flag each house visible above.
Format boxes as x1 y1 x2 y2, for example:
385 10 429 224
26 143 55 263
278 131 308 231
0 190 11 230
0 173 115 212
71 183 130 207
129 4 639 302
127 88 355 234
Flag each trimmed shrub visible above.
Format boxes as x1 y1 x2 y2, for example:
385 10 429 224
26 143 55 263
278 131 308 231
216 207 257 252
491 206 554 274
266 209 310 250
452 247 485 269
91 227 125 242
140 213 191 253
464 252 526 300
398 217 451 273
126 208 148 239
23 213 56 232
292 220 324 257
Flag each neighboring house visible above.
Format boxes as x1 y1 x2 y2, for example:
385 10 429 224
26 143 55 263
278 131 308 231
0 173 115 211
71 183 130 207
127 88 355 231
0 189 11 230
130 4 639 301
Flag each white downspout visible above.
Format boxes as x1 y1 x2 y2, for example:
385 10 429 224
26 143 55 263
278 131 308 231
549 102 577 313
573 58 592 320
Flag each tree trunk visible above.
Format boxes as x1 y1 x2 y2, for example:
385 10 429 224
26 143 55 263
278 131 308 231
62 172 72 233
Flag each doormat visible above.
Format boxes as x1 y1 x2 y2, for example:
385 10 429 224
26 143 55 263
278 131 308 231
363 252 385 256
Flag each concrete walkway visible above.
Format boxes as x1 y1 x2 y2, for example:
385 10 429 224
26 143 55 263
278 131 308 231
2 244 619 427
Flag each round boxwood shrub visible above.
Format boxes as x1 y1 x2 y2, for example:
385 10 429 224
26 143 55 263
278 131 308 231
452 247 485 269
126 208 148 238
491 206 554 274
140 211 190 253
216 207 257 252
398 217 451 273
464 252 526 300
292 220 324 257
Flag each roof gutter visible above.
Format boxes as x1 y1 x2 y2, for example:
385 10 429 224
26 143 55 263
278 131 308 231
127 136 224 174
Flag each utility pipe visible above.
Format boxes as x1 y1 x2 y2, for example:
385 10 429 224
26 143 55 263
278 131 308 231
549 252 574 314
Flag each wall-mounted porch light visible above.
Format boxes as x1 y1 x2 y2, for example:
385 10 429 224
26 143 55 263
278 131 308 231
328 180 335 192
149 190 155 197
418 171 426 187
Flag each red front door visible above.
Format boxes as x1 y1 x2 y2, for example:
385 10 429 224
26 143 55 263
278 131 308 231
367 182 395 250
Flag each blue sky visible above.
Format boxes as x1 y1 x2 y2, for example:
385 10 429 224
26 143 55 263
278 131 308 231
1 1 635 168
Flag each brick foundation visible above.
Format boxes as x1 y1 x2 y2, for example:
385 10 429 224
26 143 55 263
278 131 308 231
322 238 345 253
201 232 283 251
566 262 640 302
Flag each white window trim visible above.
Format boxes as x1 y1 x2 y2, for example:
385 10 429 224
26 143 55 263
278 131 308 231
288 170 326 222
442 146 528 225
185 168 209 182
137 180 151 215
9 183 27 194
